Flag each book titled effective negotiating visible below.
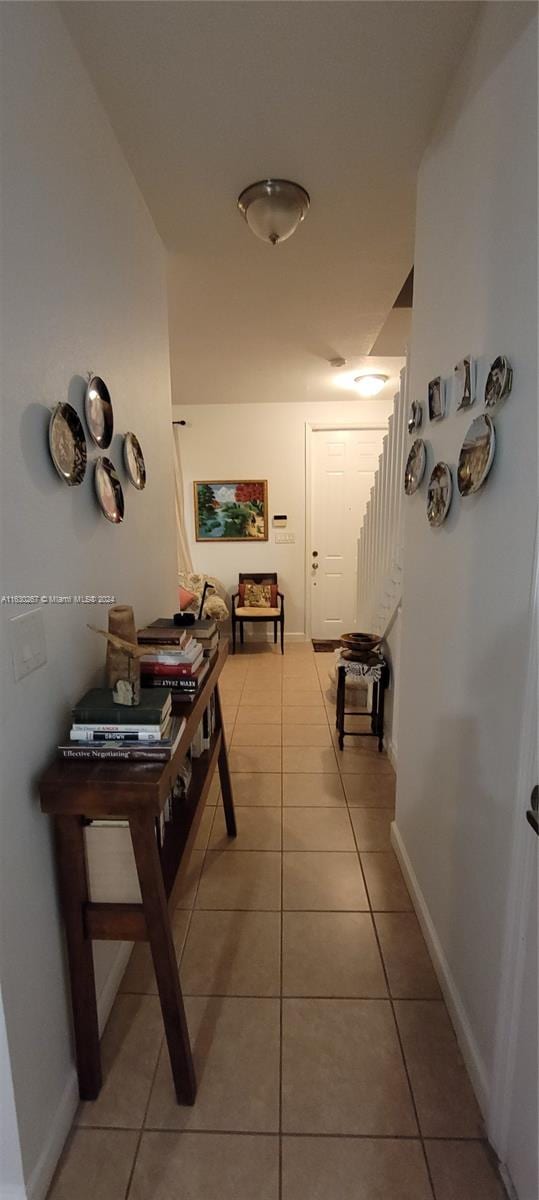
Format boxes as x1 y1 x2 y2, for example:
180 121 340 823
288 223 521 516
59 717 185 761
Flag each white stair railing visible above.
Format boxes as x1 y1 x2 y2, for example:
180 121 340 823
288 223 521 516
357 364 408 635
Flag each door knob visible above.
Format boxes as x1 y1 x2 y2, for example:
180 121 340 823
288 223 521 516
312 562 319 570
526 784 539 836
312 550 319 557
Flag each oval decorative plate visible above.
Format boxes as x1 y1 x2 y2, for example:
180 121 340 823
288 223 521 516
48 403 87 485
123 432 146 490
85 375 114 448
94 457 125 523
484 356 513 410
457 414 495 496
404 439 426 495
427 462 453 527
407 400 422 434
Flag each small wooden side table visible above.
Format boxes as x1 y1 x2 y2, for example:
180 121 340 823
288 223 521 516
336 654 390 752
39 640 235 1106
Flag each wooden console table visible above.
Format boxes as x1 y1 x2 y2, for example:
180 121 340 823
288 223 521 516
39 639 236 1106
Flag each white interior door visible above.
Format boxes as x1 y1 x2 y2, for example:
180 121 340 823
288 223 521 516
309 427 383 639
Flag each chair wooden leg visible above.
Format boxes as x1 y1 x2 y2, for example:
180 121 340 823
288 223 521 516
232 618 236 654
280 617 284 655
240 621 244 645
274 621 277 644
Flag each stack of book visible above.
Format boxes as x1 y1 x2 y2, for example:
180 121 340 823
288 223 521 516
138 618 219 659
59 688 185 761
137 624 211 701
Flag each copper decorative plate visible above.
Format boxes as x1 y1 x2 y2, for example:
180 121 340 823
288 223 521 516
48 403 87 485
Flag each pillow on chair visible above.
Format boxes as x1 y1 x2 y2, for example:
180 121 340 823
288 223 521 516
179 585 197 610
239 581 278 608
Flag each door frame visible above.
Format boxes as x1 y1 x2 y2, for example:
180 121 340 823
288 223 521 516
489 520 538 1179
304 421 387 641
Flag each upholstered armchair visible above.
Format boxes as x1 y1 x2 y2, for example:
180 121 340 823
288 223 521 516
231 572 285 654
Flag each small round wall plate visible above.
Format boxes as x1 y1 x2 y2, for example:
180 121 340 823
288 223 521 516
48 402 87 485
123 432 146 490
457 414 496 496
427 462 453 527
94 457 125 523
484 356 513 410
85 375 114 448
404 439 427 495
407 400 422 434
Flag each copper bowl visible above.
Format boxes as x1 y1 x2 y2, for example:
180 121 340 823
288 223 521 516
340 631 382 654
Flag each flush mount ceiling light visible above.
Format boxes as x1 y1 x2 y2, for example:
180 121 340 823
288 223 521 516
237 179 310 246
354 373 389 397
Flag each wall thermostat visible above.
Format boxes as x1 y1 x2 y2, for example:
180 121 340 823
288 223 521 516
272 514 287 528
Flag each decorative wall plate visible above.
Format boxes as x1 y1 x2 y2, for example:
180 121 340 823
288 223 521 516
457 414 496 496
428 376 445 421
407 400 422 434
484 356 513 410
48 403 87 485
404 439 427 495
123 432 146 490
427 462 453 527
94 457 124 523
455 357 476 410
85 375 114 448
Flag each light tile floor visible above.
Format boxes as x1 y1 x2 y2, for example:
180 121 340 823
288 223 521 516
48 644 507 1200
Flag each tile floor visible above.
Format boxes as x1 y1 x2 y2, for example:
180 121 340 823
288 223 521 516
48 644 507 1200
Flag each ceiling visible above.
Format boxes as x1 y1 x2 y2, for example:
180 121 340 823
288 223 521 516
61 1 478 405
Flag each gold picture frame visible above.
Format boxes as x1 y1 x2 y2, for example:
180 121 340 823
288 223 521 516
193 480 269 542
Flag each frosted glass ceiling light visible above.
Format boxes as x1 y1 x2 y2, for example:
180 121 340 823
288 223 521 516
237 179 310 246
354 373 388 397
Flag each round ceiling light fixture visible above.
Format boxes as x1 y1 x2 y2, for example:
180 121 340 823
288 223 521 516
354 373 389 397
237 179 310 246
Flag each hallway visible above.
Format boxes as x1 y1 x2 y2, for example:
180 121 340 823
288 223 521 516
49 644 506 1200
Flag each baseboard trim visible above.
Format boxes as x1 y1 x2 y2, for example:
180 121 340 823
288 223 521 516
25 943 132 1200
242 631 306 644
391 820 489 1117
384 735 398 772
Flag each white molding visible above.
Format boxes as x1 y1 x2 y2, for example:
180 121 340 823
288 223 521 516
384 734 398 772
391 820 489 1116
25 943 132 1200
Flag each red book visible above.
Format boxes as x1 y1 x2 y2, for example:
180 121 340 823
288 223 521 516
141 661 200 678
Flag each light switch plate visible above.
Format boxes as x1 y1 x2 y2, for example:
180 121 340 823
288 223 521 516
274 532 295 544
10 608 47 681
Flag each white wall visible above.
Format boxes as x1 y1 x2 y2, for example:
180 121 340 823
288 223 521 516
175 397 395 635
0 5 176 1195
394 0 537 1121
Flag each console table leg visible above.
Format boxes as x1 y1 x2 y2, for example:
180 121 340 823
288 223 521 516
214 684 237 837
129 811 196 1105
55 816 101 1100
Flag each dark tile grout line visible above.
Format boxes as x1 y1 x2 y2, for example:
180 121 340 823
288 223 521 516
81 1123 495 1144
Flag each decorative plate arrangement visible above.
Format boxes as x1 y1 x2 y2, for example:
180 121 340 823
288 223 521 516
404 439 427 495
485 356 513 410
407 400 422 434
427 462 453 527
85 375 114 448
94 457 125 523
123 432 146 490
457 414 496 496
455 357 475 410
428 376 445 421
48 402 87 485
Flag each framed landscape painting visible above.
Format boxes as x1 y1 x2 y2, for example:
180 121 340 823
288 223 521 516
194 480 268 541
